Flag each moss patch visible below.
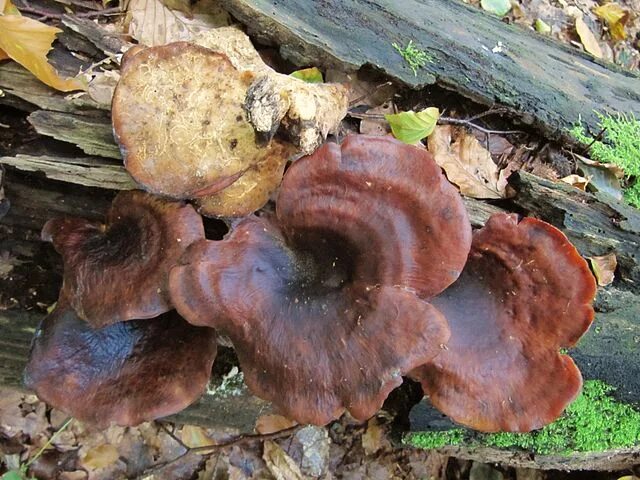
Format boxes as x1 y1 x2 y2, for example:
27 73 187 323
570 112 640 208
405 380 640 455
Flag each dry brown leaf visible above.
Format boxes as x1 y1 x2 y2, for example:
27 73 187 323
255 414 297 435
80 444 120 470
428 125 504 199
561 174 590 191
575 14 603 58
0 14 85 91
126 0 230 46
593 3 629 42
360 102 394 136
588 253 617 286
263 440 304 480
361 419 388 456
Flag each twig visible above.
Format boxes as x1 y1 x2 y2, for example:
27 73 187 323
585 127 607 152
141 424 303 477
18 4 122 20
438 116 525 136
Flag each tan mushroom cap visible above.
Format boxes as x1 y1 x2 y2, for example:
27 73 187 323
24 305 217 427
42 190 204 328
412 213 597 432
112 42 295 217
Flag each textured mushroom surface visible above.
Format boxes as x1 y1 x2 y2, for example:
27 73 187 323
170 135 473 424
42 190 204 328
412 213 597 432
112 42 295 216
24 305 217 427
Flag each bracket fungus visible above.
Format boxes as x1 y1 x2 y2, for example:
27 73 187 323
42 190 204 328
411 213 597 432
169 135 472 425
24 304 217 427
112 28 348 217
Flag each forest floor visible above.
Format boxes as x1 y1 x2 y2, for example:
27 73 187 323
0 0 639 478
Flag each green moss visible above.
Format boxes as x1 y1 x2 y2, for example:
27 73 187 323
406 380 640 455
570 112 640 208
392 40 433 76
404 428 466 449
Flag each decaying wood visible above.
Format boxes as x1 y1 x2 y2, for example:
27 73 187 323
28 110 120 159
0 155 136 190
221 0 640 139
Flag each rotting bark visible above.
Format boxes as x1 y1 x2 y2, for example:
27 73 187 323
220 0 640 139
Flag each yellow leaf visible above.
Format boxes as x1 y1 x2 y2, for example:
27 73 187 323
593 3 629 42
561 174 590 191
290 67 324 83
1 0 21 14
0 15 85 91
179 425 215 449
80 444 119 470
575 14 603 58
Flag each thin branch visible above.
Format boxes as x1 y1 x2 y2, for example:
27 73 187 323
18 5 122 20
438 116 525 136
141 424 303 477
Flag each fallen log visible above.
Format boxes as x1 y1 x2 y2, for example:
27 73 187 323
221 0 640 139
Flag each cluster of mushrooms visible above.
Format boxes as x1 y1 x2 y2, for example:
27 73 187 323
24 37 597 434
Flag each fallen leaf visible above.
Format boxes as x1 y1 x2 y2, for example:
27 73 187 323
87 70 120 107
360 102 394 136
588 253 617 286
593 3 629 42
428 125 504 199
179 425 215 449
263 440 304 480
290 67 323 83
126 0 230 46
561 174 590 190
0 15 85 91
80 444 119 470
576 154 624 201
481 0 511 17
1 0 19 15
535 18 552 34
386 107 439 144
255 414 297 435
575 14 603 58
362 419 386 456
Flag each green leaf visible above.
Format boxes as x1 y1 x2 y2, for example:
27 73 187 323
2 469 26 480
385 107 440 144
290 67 323 83
534 18 551 34
480 0 512 17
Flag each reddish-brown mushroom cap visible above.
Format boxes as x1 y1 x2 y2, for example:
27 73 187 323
278 135 472 299
23 305 217 427
42 190 204 328
412 213 597 432
169 136 473 424
170 216 450 425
